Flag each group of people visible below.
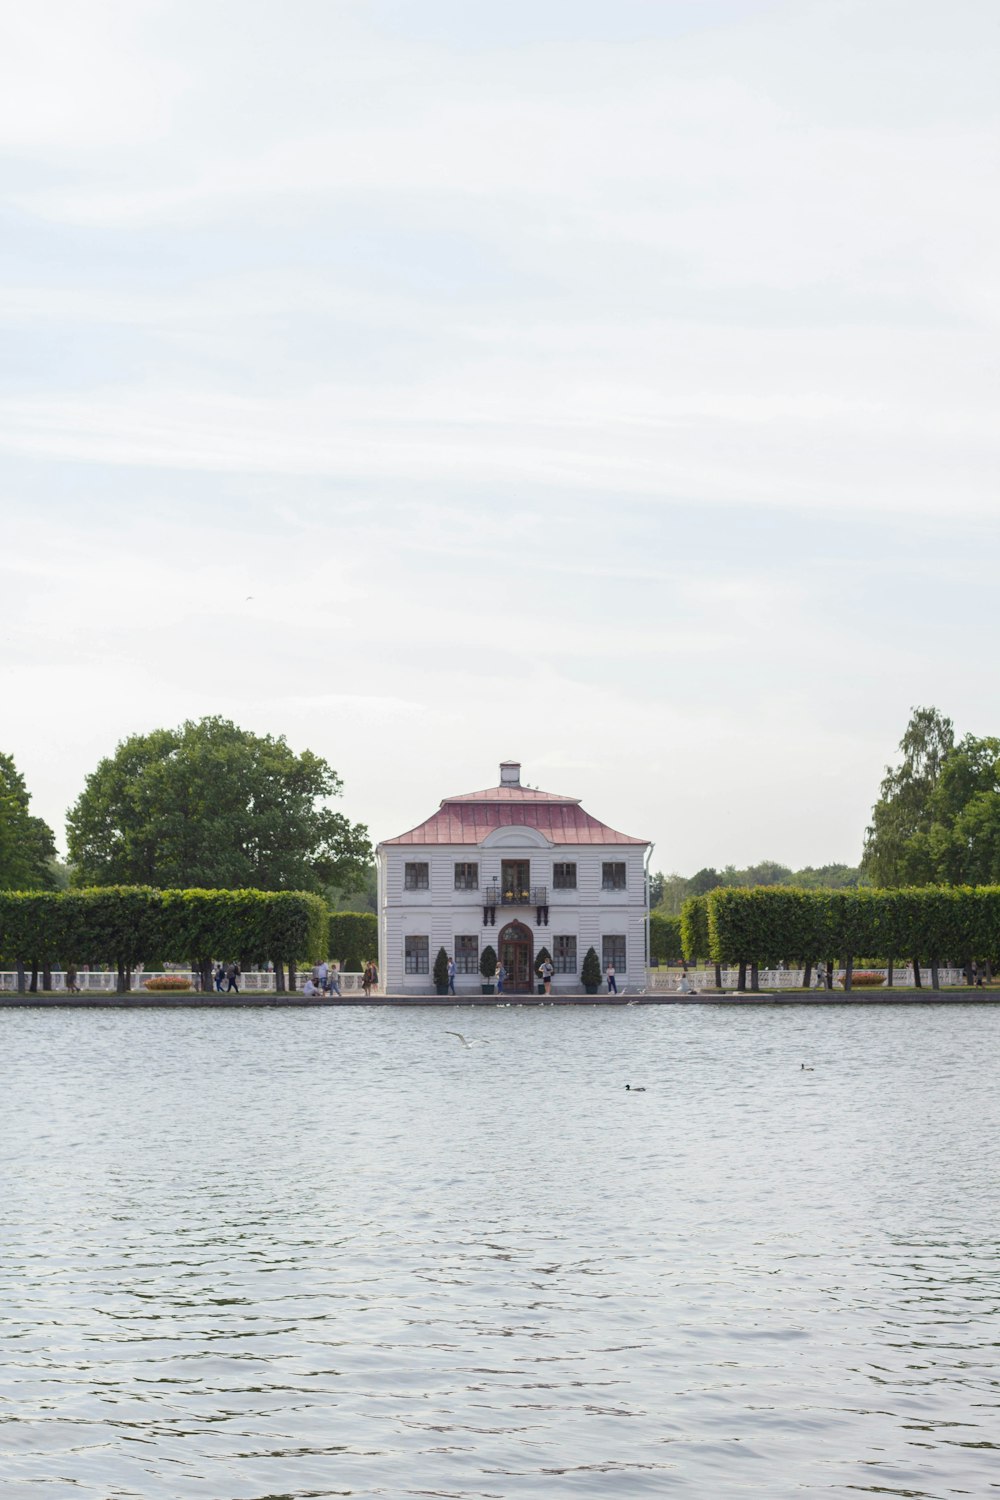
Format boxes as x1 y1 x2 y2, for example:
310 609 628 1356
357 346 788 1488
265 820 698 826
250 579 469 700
301 960 379 998
303 961 342 998
214 962 241 993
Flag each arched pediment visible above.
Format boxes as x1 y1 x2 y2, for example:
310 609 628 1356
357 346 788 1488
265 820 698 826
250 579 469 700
481 825 553 849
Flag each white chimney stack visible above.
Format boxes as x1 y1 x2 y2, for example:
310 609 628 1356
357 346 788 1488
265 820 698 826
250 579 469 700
499 761 521 786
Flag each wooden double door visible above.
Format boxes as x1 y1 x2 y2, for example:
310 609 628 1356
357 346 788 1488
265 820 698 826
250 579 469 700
499 920 534 993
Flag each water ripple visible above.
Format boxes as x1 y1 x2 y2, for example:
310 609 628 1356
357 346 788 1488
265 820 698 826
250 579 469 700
1 1004 998 1497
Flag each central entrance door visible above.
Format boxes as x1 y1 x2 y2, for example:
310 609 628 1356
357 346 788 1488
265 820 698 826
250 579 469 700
499 920 534 993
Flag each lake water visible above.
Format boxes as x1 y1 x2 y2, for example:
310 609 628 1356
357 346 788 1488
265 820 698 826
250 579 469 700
1 1003 998 1499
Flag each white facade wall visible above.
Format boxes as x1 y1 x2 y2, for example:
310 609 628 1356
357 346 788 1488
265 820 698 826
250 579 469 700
377 833 648 995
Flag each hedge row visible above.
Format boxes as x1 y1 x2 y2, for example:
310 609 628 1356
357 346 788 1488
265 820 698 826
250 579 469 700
680 885 1000 990
328 911 378 970
0 887 328 993
649 912 683 962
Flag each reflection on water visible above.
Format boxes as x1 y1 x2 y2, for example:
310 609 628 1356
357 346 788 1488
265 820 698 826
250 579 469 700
1 1004 998 1498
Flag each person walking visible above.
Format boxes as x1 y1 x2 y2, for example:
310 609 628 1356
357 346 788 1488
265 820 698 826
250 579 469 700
316 960 328 992
362 962 373 998
447 956 457 995
606 962 618 994
540 958 554 995
225 961 240 994
214 964 225 993
327 962 342 997
496 962 507 996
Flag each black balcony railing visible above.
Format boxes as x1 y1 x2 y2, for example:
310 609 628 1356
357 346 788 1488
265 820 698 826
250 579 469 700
481 885 549 926
482 884 548 906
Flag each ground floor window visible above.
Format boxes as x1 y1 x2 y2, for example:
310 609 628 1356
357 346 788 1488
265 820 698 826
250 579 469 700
454 935 479 974
602 935 626 971
553 935 577 973
405 935 429 974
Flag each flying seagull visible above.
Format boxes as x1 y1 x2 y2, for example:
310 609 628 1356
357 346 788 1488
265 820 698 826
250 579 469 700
444 1031 492 1048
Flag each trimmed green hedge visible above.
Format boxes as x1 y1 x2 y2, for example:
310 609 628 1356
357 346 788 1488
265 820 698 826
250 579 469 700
703 884 1000 989
0 886 328 993
328 911 377 971
649 911 683 962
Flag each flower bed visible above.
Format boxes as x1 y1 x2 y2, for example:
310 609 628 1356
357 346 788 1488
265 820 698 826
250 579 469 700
143 975 193 992
846 971 885 988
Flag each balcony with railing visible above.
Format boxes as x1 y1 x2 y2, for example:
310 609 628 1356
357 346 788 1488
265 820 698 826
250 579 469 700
481 883 549 925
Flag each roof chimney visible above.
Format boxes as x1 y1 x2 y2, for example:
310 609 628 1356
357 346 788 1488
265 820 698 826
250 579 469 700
499 760 521 786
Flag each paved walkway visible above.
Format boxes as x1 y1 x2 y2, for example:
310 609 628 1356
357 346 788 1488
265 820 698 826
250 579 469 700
2 991 998 1008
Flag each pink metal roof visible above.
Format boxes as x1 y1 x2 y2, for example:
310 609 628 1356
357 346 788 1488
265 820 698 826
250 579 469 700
382 784 648 846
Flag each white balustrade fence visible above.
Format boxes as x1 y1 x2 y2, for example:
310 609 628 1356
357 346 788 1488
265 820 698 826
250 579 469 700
648 966 972 991
0 970 371 994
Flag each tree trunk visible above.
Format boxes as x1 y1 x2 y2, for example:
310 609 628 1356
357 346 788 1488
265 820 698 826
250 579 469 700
288 960 298 993
29 964 38 993
887 959 894 988
16 960 26 994
986 959 994 983
844 955 853 993
201 959 213 993
930 959 940 991
713 962 722 988
42 964 52 992
749 961 759 992
802 960 812 989
912 957 922 989
826 959 834 991
964 957 974 986
116 963 127 995
275 962 286 994
736 959 747 991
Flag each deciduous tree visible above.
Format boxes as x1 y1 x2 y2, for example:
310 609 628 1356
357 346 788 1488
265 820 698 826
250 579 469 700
67 717 371 893
0 752 57 890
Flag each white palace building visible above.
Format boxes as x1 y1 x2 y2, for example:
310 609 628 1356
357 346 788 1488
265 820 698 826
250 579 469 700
376 762 652 995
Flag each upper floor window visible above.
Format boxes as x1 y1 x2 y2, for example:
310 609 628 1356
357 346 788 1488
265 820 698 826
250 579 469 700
553 862 577 889
602 862 627 891
454 862 479 890
404 862 429 891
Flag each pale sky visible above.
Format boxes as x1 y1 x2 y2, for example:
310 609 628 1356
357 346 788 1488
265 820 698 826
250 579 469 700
3 0 998 875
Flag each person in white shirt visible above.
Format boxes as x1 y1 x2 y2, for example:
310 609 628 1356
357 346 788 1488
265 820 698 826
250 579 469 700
303 978 319 997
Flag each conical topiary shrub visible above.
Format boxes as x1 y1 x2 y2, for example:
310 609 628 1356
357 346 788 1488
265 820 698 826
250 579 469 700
433 946 450 994
479 943 497 992
580 946 602 993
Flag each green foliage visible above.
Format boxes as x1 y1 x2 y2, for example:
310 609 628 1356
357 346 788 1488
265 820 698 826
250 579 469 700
863 706 955 884
649 912 683 962
328 911 377 970
325 863 377 914
433 946 450 986
0 752 57 891
0 887 327 978
654 860 864 916
66 716 371 893
580 946 602 987
680 895 710 962
703 883 1000 972
479 944 497 979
